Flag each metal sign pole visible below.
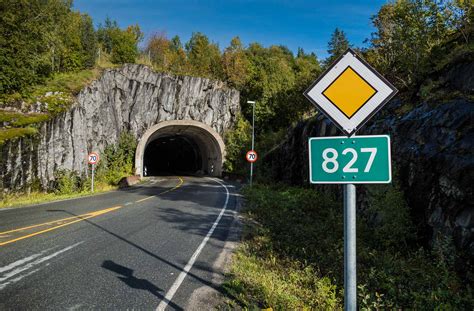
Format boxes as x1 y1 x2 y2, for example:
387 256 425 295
248 100 256 186
91 163 95 193
344 183 356 310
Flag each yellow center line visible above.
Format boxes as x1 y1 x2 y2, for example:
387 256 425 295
135 176 184 203
0 206 123 247
0 177 184 247
0 214 86 235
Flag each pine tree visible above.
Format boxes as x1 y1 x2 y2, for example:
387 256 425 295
326 28 350 66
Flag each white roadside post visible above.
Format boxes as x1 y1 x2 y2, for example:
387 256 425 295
304 49 397 310
247 100 256 186
88 152 99 193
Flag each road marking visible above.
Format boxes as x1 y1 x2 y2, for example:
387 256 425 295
0 242 83 290
0 215 86 235
0 206 121 247
156 178 230 311
0 177 184 247
0 248 52 273
135 177 184 203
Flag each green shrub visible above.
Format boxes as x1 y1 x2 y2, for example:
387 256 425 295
0 127 37 144
227 184 474 309
96 131 137 185
54 169 81 195
223 115 251 174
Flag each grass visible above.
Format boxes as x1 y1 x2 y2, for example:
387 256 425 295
0 127 38 144
0 182 117 209
222 184 474 309
0 110 49 126
0 62 111 143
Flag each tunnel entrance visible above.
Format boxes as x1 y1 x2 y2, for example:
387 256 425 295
143 135 202 176
135 120 225 177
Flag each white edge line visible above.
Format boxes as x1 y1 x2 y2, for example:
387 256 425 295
0 248 52 273
156 178 230 311
0 241 84 289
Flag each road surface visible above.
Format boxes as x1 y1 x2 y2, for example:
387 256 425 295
0 176 240 310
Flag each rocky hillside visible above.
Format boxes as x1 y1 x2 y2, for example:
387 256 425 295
0 64 240 192
262 56 473 260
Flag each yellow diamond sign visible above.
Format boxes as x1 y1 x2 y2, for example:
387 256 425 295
322 67 376 118
304 49 397 135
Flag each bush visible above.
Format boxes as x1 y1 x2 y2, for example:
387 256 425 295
54 169 82 195
223 115 251 174
96 131 137 185
226 184 474 309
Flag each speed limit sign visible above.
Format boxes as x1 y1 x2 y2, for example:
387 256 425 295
88 152 99 165
246 150 258 163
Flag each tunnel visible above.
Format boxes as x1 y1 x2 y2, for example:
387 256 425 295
135 120 225 177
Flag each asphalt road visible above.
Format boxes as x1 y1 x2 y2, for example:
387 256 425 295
0 176 240 310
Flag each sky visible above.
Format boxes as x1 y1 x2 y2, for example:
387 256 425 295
73 0 389 60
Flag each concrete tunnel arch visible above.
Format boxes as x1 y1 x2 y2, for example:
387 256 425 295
135 120 226 177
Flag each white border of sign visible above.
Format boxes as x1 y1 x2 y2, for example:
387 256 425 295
304 49 397 136
308 135 392 184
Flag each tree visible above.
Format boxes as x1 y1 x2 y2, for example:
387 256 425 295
110 29 139 64
97 17 119 54
0 0 96 93
145 32 170 70
98 18 140 64
326 28 350 66
168 36 189 75
79 14 98 68
185 32 223 78
222 37 249 88
367 0 462 89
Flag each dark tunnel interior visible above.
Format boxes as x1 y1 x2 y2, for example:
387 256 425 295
143 135 202 176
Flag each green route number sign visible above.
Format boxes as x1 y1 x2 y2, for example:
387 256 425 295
309 135 391 184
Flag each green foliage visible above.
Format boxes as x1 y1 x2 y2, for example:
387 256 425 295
53 169 82 195
225 184 474 309
98 18 141 64
185 32 223 78
0 127 37 145
325 28 350 66
0 111 49 127
37 92 73 115
222 37 249 88
0 0 98 94
223 115 251 174
362 185 415 250
367 0 472 91
110 30 139 64
96 131 137 185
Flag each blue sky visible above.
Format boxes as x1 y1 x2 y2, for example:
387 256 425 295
74 0 388 60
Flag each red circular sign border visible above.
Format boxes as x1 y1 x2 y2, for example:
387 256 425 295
88 152 100 165
246 150 258 163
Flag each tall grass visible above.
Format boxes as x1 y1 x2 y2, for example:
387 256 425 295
223 184 474 309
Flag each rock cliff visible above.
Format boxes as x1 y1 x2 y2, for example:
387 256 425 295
262 97 473 258
0 64 240 191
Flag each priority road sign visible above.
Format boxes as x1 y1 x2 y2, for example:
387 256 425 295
304 49 398 311
88 152 99 165
304 48 397 136
246 150 258 163
309 135 391 184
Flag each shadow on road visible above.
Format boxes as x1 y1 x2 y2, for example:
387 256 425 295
101 260 185 310
47 208 240 307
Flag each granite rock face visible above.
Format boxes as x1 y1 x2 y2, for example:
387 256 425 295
0 64 240 191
